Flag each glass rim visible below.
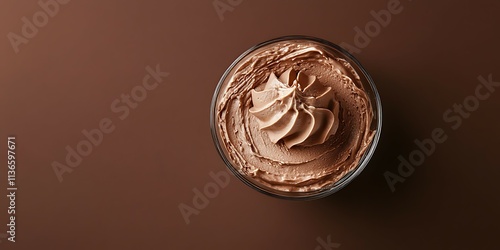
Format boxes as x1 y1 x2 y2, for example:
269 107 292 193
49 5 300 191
210 35 383 200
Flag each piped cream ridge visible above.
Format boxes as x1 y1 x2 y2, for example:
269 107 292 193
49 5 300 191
215 40 375 192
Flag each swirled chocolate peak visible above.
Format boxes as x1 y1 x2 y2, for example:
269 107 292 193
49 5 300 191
215 40 376 192
249 68 340 148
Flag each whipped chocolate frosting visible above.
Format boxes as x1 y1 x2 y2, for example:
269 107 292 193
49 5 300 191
249 68 340 148
215 40 375 192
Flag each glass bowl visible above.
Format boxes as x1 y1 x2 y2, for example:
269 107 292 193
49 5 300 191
210 35 382 200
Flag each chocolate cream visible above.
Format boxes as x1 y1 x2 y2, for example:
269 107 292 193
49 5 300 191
215 40 375 192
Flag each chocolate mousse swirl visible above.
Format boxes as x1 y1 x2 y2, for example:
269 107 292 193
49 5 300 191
215 40 375 192
249 68 340 148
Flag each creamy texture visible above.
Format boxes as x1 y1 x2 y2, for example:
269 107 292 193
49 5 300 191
249 68 340 148
215 41 375 192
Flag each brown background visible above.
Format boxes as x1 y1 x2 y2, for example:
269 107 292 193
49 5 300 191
1 0 499 249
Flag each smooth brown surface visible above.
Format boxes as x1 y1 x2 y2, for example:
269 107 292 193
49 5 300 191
0 0 499 249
